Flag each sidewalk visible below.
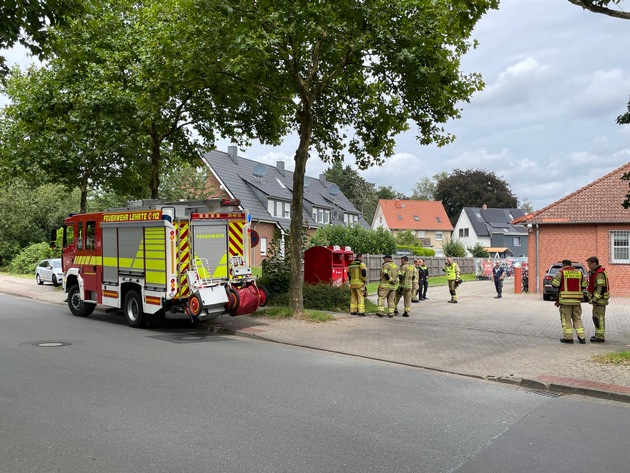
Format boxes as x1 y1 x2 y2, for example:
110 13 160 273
3 274 630 402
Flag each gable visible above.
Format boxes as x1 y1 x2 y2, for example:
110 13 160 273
377 199 453 231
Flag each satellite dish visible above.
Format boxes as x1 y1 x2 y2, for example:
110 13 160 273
253 163 266 178
328 184 340 196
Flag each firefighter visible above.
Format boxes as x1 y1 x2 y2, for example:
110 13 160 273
417 258 429 300
377 255 399 318
411 259 421 303
443 257 460 303
347 253 368 316
551 259 588 344
396 256 415 317
585 256 610 342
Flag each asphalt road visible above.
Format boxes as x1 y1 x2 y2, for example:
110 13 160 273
2 295 630 473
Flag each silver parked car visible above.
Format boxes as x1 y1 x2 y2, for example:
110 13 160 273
35 258 64 287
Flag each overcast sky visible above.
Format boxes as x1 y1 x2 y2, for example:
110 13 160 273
3 0 630 212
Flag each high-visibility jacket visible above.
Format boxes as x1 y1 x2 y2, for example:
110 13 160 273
380 262 399 290
443 262 459 281
551 266 586 305
587 266 610 305
399 262 414 289
347 260 367 289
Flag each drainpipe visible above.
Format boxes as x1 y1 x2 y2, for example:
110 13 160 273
535 224 540 293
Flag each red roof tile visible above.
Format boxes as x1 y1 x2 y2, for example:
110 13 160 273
378 199 453 230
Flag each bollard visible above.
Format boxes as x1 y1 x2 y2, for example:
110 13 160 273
514 263 522 294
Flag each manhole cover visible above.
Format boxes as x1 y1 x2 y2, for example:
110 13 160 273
27 341 72 348
148 332 229 344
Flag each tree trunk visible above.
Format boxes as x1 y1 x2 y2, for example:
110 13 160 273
288 103 313 315
149 123 161 199
80 179 88 214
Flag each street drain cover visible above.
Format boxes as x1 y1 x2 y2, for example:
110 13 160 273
27 341 72 348
148 332 229 344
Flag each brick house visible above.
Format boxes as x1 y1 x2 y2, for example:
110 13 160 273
371 199 453 254
201 146 370 267
513 162 630 296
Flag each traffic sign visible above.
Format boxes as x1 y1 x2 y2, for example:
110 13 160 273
250 229 260 248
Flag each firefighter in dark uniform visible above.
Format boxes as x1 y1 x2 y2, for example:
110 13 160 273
377 255 399 318
585 256 610 342
551 259 588 344
347 253 368 316
417 258 429 300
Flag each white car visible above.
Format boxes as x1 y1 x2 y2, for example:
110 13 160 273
35 258 64 287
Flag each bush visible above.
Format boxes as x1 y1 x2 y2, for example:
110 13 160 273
9 242 57 274
442 238 467 257
272 283 350 311
396 245 435 256
308 224 396 256
468 242 489 257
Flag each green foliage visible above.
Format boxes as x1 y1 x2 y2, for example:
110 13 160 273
308 225 396 256
468 243 489 257
395 229 422 247
377 186 407 200
258 236 291 300
396 245 435 257
0 180 79 263
8 242 56 274
434 169 518 225
442 238 467 257
411 172 447 200
272 283 351 312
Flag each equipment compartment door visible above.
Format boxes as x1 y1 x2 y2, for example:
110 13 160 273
191 223 229 280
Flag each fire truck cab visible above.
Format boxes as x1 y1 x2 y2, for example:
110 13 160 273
61 199 267 327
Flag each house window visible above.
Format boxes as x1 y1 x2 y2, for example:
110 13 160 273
458 228 469 238
416 230 425 238
611 230 630 263
413 215 419 221
344 213 359 226
260 237 267 256
436 232 443 241
436 217 441 223
312 207 330 224
513 236 521 246
267 199 291 218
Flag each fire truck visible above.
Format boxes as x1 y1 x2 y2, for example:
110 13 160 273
61 198 267 327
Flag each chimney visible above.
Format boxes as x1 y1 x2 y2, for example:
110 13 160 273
319 173 327 186
276 161 285 176
482 204 488 210
227 145 238 164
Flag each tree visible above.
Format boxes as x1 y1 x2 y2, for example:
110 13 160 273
434 169 518 225
204 0 498 314
567 1 630 19
468 242 489 258
0 0 86 77
411 172 448 200
395 229 422 247
377 186 407 201
442 238 467 258
520 198 535 213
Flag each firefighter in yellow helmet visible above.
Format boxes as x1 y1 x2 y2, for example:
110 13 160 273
347 253 368 316
551 259 588 344
377 255 399 318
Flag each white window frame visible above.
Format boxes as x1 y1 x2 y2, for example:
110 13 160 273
344 213 359 226
435 231 443 241
312 207 330 224
513 236 521 246
267 199 291 219
611 230 630 263
260 237 267 256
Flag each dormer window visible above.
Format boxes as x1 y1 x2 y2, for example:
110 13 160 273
312 207 330 224
268 199 291 218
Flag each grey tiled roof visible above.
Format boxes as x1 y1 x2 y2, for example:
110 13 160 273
464 207 528 237
202 149 370 231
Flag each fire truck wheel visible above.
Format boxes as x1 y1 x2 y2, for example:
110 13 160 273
188 294 203 318
124 290 145 328
68 284 95 317
258 285 269 307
